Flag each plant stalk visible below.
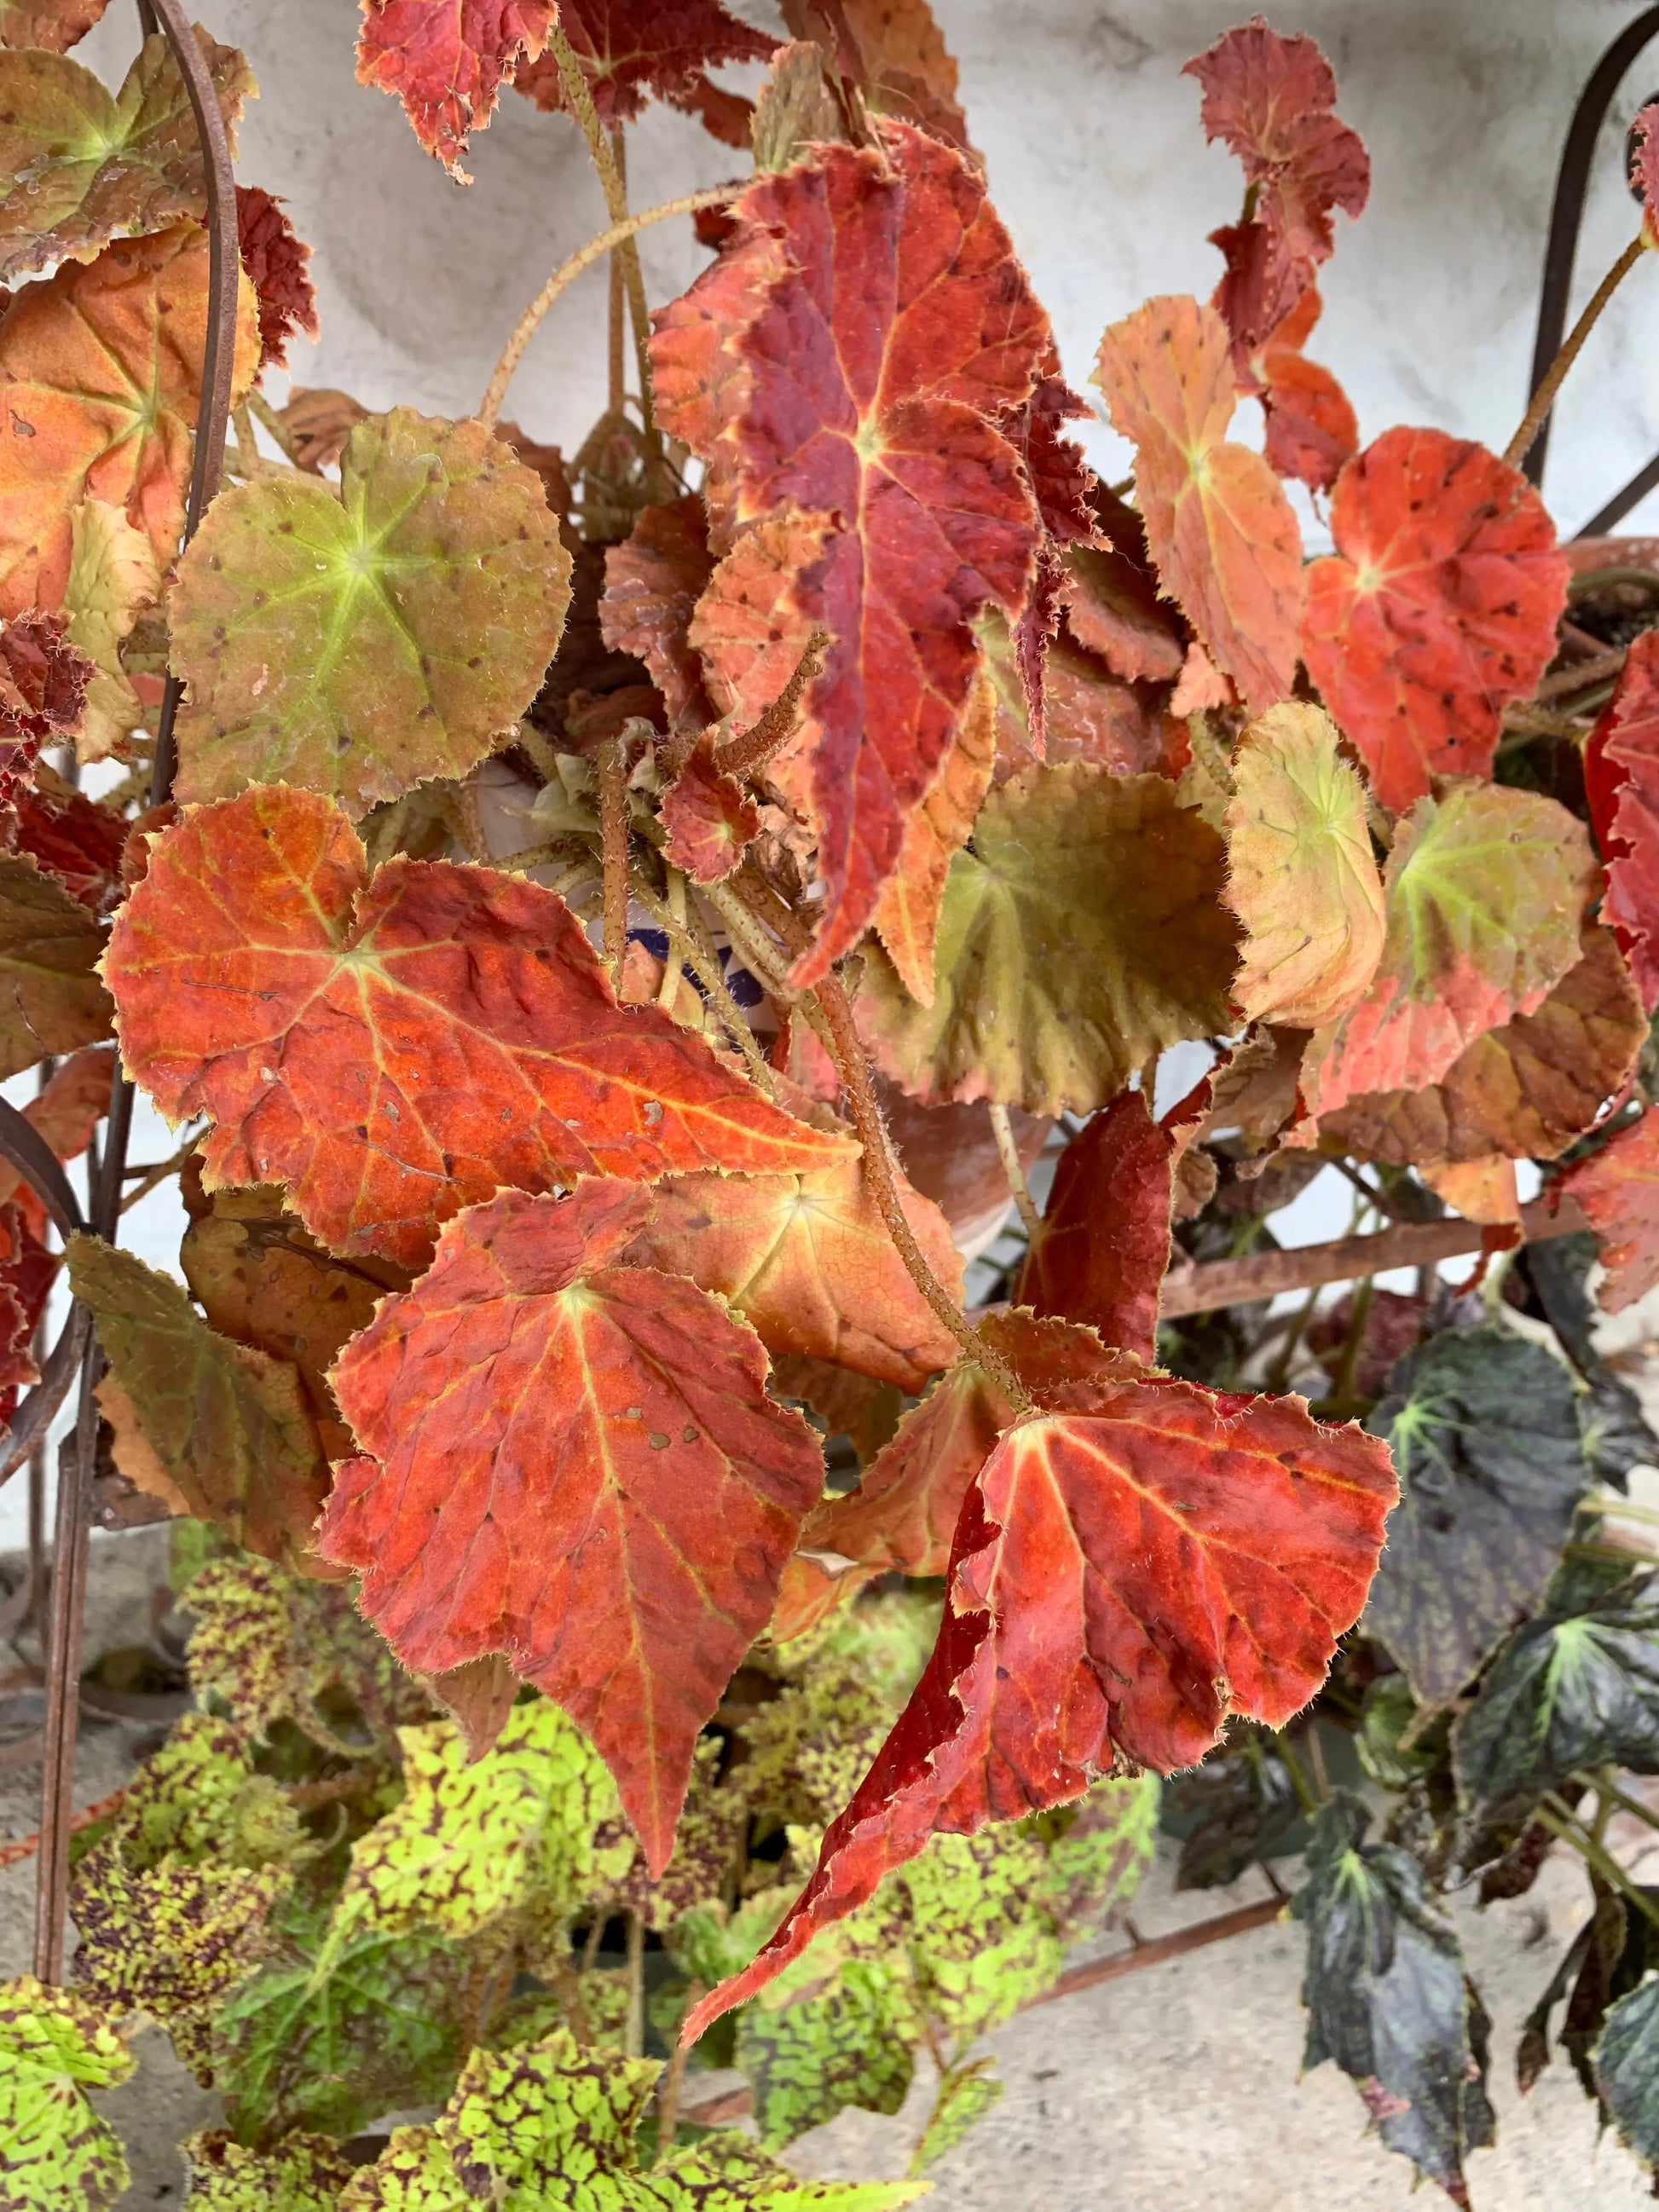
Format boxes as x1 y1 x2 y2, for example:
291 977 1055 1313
1505 234 1648 472
989 1103 1043 1241
597 736 631 992
624 1908 645 2059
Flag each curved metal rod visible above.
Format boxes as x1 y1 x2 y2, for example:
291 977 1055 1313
33 0 240 1984
0 1094 84 1241
1523 5 1659 492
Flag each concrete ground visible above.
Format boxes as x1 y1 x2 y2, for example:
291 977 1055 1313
0 1530 1653 2210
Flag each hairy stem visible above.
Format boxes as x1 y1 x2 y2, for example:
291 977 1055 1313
1505 234 1648 472
656 867 688 1011
246 386 307 469
597 736 631 991
655 1985 702 2157
119 1133 202 1214
627 869 777 1095
989 1102 1043 1240
607 129 627 415
624 1908 645 2059
714 631 829 782
478 188 735 430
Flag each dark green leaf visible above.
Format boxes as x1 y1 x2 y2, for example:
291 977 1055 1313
1515 1233 1659 1489
1365 1325 1592 1704
1292 1793 1494 2204
1165 1727 1301 1889
1597 1975 1659 2171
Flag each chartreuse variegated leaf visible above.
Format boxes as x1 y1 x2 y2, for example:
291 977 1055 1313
0 32 251 283
170 408 572 817
1453 1591 1659 1826
1032 1771 1161 1934
91 1710 303 1870
1598 1978 1659 2174
858 761 1239 1116
1292 1793 1494 2202
0 1976 134 2212
182 2128 359 2211
1365 1325 1593 1707
334 2029 926 2209
736 1960 917 2151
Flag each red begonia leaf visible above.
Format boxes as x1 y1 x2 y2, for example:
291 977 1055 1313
0 1199 52 1422
1247 285 1358 495
104 785 854 1267
657 739 758 884
0 612 89 800
1013 1090 1173 1360
0 0 109 51
1296 779 1595 1129
1302 427 1569 813
870 660 997 1003
652 123 1049 983
1185 19 1368 351
10 769 125 911
1585 626 1659 1010
1056 539 1184 688
1561 1108 1659 1312
1001 366 1096 751
980 608 1179 783
234 187 318 375
685 1364 1396 2033
513 0 775 134
1635 105 1659 245
355 0 557 177
802 1308 1120 1580
0 223 257 617
623 1144 965 1391
783 0 968 148
1094 295 1304 715
321 1178 824 1870
601 495 715 731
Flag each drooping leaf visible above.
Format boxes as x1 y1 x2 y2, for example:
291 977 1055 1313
622 1152 965 1391
1454 1591 1659 1827
0 851 109 1077
106 785 853 1266
9 765 124 915
355 0 557 176
751 39 844 170
66 1234 333 1573
0 611 90 798
323 1181 824 1869
1013 1093 1173 1359
515 0 776 137
1245 285 1358 495
0 0 108 51
802 1312 1114 1580
1585 626 1659 1011
1597 1977 1659 2171
1364 1325 1593 1707
687 1368 1394 2031
911 2066 1001 2174
858 761 1239 1117
235 186 319 374
60 497 157 760
1560 1106 1659 1312
1322 927 1645 1167
1296 780 1595 1128
182 2131 360 2212
1165 1725 1301 1889
0 1976 134 2212
0 222 258 616
1093 294 1304 714
652 123 1050 982
784 0 969 147
179 1172 411 1459
1302 428 1569 812
1292 1793 1494 2205
1056 536 1184 686
870 661 997 1004
170 408 569 815
600 494 714 730
214 1918 466 2148
1223 701 1384 1028
1184 21 1369 350
0 32 251 284
330 1701 630 1954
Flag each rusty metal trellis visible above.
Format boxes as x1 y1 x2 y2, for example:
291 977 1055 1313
7 0 243 1982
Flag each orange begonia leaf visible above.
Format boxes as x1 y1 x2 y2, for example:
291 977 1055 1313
1296 780 1595 1130
783 0 968 147
658 740 758 884
0 0 109 50
1321 927 1645 1169
1013 1091 1173 1360
652 123 1049 983
600 494 715 731
0 32 251 286
1421 1154 1519 1227
234 187 318 374
321 1179 824 1871
803 1308 1117 1579
171 409 569 817
1244 285 1358 496
1184 20 1368 351
685 1364 1395 2033
687 511 831 754
104 785 854 1267
1585 626 1659 1010
514 0 775 136
1094 295 1304 716
1302 428 1569 813
623 1148 965 1391
0 612 90 800
355 0 557 177
1057 539 1183 688
871 661 997 1004
0 223 258 617
1223 702 1385 1029
1562 1107 1659 1311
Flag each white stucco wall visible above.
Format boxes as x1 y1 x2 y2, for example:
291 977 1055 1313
8 0 1659 1549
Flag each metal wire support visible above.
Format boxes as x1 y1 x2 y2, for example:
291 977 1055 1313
30 0 239 1982
1523 7 1659 525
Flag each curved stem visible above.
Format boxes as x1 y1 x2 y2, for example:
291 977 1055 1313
989 1103 1042 1241
627 870 777 1096
714 632 828 782
478 188 736 430
1506 234 1647 472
